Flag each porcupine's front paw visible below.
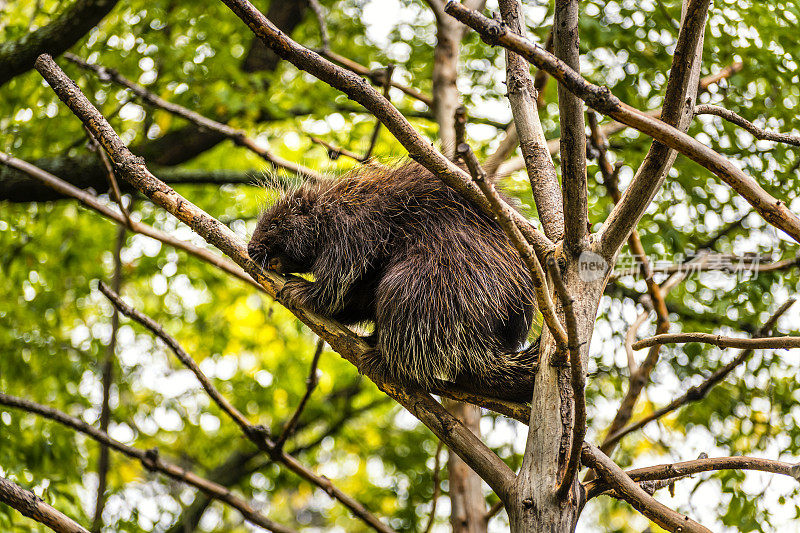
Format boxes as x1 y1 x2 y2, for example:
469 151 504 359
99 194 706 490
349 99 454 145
277 276 314 308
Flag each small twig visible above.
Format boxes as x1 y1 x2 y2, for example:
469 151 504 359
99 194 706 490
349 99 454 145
695 104 800 147
362 64 394 161
453 110 567 348
98 281 254 431
63 53 323 181
308 135 366 162
604 299 795 448
633 332 800 351
547 258 586 500
581 443 712 533
308 0 330 51
85 127 132 229
421 440 444 533
319 49 433 107
0 393 296 533
484 499 504 523
0 474 89 533
273 339 325 453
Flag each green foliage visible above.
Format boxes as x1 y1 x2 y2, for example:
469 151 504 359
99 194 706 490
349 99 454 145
1 0 799 531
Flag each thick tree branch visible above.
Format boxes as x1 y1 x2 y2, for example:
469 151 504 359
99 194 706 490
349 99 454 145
497 0 563 242
694 104 800 147
553 0 588 251
598 0 708 257
34 53 517 504
0 475 89 533
493 63 743 178
581 443 712 533
445 3 800 245
0 0 119 87
0 394 296 533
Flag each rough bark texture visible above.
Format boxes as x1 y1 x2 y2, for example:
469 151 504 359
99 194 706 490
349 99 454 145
510 248 605 533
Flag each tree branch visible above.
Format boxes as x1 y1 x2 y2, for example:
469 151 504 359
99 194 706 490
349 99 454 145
581 443 712 533
694 104 800 147
34 53 517 503
632 333 800 351
547 258 586 500
603 299 795 449
497 0 563 242
273 339 325 453
553 0 588 251
0 475 89 533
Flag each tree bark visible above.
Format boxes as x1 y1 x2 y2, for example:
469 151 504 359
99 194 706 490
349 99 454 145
447 401 488 533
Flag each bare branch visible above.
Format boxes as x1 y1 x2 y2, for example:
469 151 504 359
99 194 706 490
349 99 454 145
34 54 516 502
547 258 586 499
0 475 89 533
553 0 588 251
633 332 800 351
603 299 795 449
0 394 296 533
695 104 800 146
498 0 564 242
273 339 325 453
91 226 125 533
64 53 324 181
581 443 712 533
588 454 800 499
493 62 744 178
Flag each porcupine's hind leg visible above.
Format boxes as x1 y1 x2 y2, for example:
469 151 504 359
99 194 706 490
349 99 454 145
454 337 539 402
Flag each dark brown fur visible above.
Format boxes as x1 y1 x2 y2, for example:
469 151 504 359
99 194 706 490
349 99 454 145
248 162 539 402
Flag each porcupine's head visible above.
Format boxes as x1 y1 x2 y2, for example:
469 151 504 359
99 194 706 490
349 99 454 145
247 188 320 275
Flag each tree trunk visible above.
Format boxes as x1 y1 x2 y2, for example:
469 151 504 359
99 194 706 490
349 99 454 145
509 250 607 532
447 401 488 533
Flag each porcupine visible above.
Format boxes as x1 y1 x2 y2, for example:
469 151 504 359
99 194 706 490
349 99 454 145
247 162 540 402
